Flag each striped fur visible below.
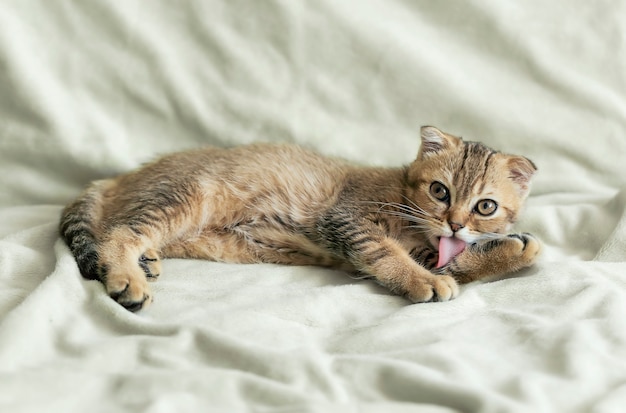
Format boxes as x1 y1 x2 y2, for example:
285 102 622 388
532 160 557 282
60 126 539 311
60 180 108 280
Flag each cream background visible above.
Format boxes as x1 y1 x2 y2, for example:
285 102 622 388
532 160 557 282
1 1 625 412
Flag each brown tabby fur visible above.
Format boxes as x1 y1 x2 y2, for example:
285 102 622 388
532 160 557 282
60 126 540 312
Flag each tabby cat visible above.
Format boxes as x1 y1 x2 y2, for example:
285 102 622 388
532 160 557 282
60 126 540 312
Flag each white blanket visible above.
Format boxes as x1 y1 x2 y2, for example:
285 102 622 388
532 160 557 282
1 1 625 412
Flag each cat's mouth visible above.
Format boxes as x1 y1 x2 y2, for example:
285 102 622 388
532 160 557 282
436 236 467 268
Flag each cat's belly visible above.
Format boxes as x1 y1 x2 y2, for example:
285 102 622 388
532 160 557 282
161 224 350 269
245 229 351 269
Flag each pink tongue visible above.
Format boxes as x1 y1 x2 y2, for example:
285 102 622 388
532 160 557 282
436 237 467 268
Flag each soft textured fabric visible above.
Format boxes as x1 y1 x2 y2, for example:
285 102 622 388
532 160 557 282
1 1 625 412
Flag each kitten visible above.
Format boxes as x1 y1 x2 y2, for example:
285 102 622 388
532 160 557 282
60 126 540 312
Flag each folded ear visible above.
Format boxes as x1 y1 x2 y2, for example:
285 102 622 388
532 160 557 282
418 126 462 159
506 156 537 196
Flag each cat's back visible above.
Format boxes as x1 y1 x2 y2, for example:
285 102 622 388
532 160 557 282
185 142 350 189
136 143 347 181
156 143 352 226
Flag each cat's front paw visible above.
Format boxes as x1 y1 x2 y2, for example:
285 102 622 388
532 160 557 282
438 232 541 284
505 232 541 265
405 274 459 303
105 268 153 312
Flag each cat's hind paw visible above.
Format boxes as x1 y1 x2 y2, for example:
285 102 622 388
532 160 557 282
139 248 162 281
105 268 153 312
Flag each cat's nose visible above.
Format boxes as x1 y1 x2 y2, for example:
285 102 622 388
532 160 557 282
449 222 464 232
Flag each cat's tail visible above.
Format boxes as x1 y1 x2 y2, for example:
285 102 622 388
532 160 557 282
59 180 109 280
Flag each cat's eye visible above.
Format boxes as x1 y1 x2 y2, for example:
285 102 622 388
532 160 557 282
475 199 498 216
429 182 449 202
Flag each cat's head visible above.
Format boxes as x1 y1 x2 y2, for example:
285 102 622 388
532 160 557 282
405 126 536 251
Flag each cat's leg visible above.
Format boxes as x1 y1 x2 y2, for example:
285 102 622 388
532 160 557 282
98 227 161 311
318 213 459 302
439 233 541 284
364 237 459 302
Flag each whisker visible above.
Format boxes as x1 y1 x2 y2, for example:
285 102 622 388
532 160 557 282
359 200 432 218
357 199 508 245
477 232 506 241
399 194 432 217
405 226 437 235
377 210 432 225
357 184 432 214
